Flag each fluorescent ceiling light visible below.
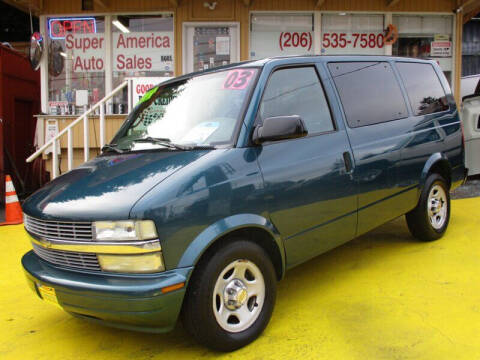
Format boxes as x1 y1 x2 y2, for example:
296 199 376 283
339 12 347 16
112 20 130 33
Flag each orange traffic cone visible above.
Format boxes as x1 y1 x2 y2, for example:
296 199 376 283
1 175 23 225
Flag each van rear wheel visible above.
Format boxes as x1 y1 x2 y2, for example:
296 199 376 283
181 239 276 351
406 173 450 241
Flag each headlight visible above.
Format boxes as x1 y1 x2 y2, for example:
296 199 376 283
93 220 158 241
97 252 165 273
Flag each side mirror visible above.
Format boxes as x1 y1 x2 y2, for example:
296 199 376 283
252 115 308 144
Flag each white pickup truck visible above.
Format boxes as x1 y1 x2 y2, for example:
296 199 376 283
461 74 480 176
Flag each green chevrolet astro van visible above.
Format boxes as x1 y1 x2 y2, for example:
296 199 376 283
22 56 465 351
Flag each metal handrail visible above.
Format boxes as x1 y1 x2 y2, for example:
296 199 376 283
26 80 129 179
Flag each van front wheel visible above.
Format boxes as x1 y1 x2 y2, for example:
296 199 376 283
182 239 276 351
406 173 450 241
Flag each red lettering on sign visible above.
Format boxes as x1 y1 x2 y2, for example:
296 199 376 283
49 18 96 39
65 33 104 52
73 56 104 71
322 32 385 49
50 20 63 38
116 33 171 49
116 54 152 70
84 20 95 34
136 84 156 95
279 32 312 51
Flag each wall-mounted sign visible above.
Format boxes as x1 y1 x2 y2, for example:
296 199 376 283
434 34 450 41
48 17 97 39
431 41 452 57
131 77 171 104
216 36 230 55
45 120 60 155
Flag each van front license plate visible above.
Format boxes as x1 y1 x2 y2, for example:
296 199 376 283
37 284 60 308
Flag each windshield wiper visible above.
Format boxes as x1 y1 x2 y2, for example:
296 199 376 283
101 143 125 154
134 136 172 143
184 144 216 150
133 137 215 151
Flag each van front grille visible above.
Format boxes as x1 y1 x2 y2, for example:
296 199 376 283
24 214 93 242
32 243 101 271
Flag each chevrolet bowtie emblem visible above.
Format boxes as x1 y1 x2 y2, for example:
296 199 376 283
41 239 52 248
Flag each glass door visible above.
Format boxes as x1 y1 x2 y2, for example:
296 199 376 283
183 23 239 74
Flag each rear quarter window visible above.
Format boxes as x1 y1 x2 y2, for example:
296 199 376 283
396 62 449 116
327 61 408 128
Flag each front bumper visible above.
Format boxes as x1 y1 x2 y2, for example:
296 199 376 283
22 251 192 333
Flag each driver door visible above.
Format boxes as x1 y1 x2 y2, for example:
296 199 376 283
255 65 357 268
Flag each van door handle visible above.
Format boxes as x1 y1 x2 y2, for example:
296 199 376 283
343 151 353 174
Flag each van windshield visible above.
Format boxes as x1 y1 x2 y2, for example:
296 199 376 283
111 68 258 151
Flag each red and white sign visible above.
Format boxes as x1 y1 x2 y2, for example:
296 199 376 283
431 41 452 58
131 77 171 104
113 32 174 72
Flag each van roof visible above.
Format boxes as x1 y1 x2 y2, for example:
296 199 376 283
198 55 436 72
159 55 436 88
249 54 436 66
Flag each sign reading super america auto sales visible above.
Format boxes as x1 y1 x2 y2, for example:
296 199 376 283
62 31 174 73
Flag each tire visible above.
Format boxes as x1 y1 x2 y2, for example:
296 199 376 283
406 173 450 242
181 239 277 352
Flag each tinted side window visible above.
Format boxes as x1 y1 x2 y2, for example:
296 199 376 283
396 62 449 116
259 67 334 134
328 62 408 127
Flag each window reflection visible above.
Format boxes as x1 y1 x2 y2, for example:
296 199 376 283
396 62 449 116
260 67 334 134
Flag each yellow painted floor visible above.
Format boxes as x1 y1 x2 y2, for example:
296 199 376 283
1 198 480 359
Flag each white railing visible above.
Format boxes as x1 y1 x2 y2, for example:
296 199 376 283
26 80 130 179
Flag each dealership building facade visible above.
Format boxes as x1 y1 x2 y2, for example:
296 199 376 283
6 0 480 172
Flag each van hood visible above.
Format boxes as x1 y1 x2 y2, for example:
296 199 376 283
22 150 210 221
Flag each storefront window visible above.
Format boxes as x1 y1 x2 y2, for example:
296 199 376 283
392 15 453 84
112 14 174 114
250 14 314 60
46 16 105 115
321 14 385 55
